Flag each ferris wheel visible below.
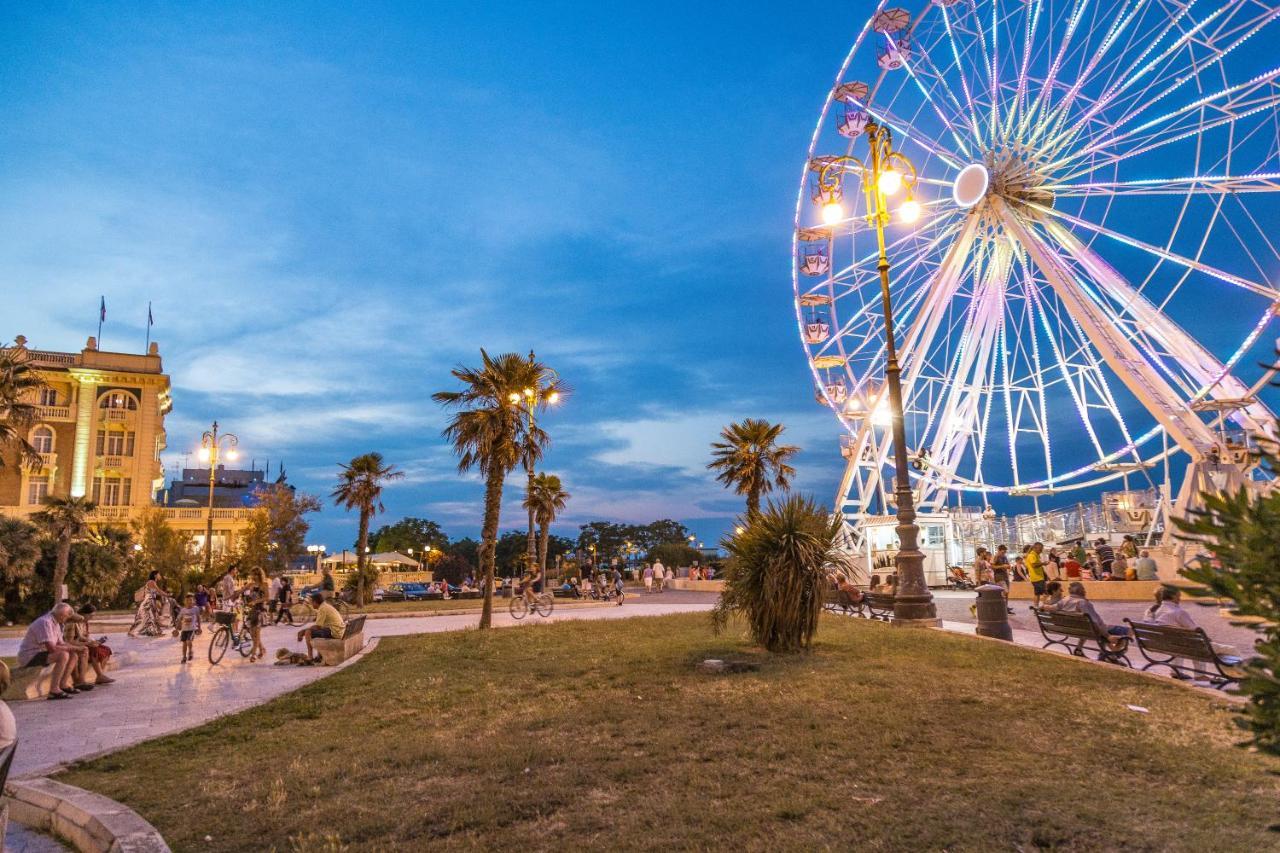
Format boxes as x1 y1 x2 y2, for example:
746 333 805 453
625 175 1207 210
793 0 1280 524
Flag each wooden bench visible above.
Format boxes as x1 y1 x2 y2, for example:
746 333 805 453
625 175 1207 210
312 614 367 666
1030 607 1130 666
863 592 895 622
821 588 866 618
1123 619 1244 689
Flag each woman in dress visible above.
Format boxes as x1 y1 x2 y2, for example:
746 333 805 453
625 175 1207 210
127 576 165 637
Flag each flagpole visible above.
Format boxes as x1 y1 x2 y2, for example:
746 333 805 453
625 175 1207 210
145 301 152 351
97 296 105 350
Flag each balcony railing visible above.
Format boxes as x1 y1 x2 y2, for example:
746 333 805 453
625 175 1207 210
27 350 78 366
36 405 72 421
104 409 134 423
37 452 56 470
84 506 257 524
86 507 131 521
100 456 125 469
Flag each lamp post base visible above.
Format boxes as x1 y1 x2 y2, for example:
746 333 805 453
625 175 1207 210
890 615 943 629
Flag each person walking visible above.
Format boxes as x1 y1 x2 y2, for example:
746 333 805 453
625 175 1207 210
275 575 294 625
652 559 666 593
176 593 202 664
1026 542 1048 606
643 563 654 594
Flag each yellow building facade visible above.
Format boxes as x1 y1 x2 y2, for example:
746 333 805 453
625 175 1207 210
1 336 254 555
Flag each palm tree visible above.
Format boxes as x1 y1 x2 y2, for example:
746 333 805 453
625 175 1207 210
523 473 569 579
713 494 844 653
331 453 403 605
32 495 95 602
0 345 47 469
707 419 801 516
433 350 554 629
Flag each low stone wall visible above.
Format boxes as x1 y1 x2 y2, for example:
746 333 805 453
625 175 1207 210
1007 580 1162 601
5 777 169 852
669 579 725 593
287 570 435 587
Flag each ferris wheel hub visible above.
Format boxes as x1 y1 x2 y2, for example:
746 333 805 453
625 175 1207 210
952 163 989 208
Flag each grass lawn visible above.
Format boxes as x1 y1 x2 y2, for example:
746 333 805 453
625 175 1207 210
58 613 1279 852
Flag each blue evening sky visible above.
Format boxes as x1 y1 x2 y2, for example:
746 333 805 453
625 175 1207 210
1 2 857 548
3 3 1276 550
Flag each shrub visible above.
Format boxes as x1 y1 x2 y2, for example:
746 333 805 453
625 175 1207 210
712 495 843 653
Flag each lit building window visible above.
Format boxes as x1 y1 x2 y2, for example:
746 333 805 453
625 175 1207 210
32 427 53 454
27 476 49 505
98 392 138 411
91 476 132 506
38 388 59 406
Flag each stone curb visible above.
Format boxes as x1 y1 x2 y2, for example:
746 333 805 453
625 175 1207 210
3 777 169 853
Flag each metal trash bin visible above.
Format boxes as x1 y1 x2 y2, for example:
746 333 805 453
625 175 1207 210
974 583 1012 641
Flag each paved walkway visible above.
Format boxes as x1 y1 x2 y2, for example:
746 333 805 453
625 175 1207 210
0 594 713 779
4 823 67 853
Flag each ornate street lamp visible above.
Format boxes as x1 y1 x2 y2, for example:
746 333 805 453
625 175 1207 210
198 421 239 574
817 119 939 628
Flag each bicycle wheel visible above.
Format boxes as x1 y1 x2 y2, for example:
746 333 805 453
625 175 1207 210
208 627 230 665
292 602 314 625
333 599 351 618
237 630 254 658
535 594 554 618
509 596 528 620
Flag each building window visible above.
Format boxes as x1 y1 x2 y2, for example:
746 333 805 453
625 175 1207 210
98 392 137 411
125 431 135 456
105 433 125 456
91 476 132 506
38 388 59 406
27 476 48 505
32 427 53 454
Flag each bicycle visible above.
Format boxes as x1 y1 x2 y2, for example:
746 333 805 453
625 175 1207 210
289 596 351 626
509 591 554 620
208 610 254 664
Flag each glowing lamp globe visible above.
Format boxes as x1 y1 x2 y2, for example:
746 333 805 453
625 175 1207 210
877 169 903 196
899 199 922 223
821 201 845 225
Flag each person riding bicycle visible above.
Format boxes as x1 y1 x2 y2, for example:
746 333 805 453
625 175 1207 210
521 566 542 607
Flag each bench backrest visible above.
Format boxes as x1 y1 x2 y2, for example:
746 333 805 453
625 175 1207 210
1127 621 1215 661
865 592 895 610
344 615 367 637
1034 609 1101 640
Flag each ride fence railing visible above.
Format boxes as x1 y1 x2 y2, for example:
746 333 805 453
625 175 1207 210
950 489 1162 554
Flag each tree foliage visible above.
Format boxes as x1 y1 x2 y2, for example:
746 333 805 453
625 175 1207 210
1175 446 1280 756
446 537 479 568
237 485 322 578
332 453 403 606
0 516 41 618
713 495 842 653
32 494 95 600
0 345 47 470
707 419 800 516
432 554 472 585
370 517 449 556
647 542 703 569
433 349 562 628
575 519 692 560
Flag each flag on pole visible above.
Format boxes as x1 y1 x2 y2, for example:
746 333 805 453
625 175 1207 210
145 301 154 350
147 302 153 327
96 296 106 348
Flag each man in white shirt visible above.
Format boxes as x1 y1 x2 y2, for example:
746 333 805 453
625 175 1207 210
1152 588 1198 630
652 560 665 593
17 603 89 699
1134 551 1159 581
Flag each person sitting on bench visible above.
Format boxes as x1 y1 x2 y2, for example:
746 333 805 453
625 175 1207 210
1047 582 1129 650
296 592 345 661
18 603 92 700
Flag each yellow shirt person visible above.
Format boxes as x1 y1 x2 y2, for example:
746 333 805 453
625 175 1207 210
314 601 346 639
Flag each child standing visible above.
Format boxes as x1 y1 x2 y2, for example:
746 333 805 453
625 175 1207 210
177 593 202 663
247 597 267 662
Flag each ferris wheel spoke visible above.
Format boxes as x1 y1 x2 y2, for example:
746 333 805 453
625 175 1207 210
1039 217 1278 437
1032 202 1280 299
997 198 1219 457
865 104 965 171
916 236 1010 503
897 34 978 159
1067 1 1242 145
1086 3 1280 148
1048 171 1280 197
937 3 989 148
1052 66 1280 174
1036 0 1146 146
1018 0 1094 146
